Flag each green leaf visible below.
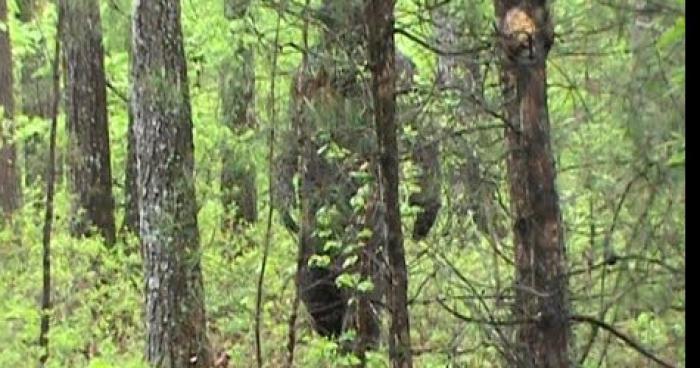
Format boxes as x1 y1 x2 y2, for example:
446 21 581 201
358 228 373 241
657 16 685 50
357 279 374 292
336 273 359 289
308 254 331 268
342 255 358 269
323 240 342 252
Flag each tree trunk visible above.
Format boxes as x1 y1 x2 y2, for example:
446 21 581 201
124 13 139 234
17 0 55 188
131 0 210 366
366 0 413 366
124 101 139 233
493 1 570 367
219 43 257 228
0 0 21 219
60 0 116 245
16 0 53 119
39 5 62 363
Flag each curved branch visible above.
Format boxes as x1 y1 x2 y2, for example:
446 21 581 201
394 27 491 56
571 314 676 368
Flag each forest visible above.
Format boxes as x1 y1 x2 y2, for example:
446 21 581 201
0 0 685 367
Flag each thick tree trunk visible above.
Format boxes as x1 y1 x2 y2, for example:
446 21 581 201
60 0 116 245
0 0 21 219
366 1 413 367
494 1 570 367
131 0 210 366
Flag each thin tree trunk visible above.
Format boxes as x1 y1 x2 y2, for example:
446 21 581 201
16 0 53 119
60 0 116 245
366 1 413 366
219 43 257 229
123 8 139 235
254 9 281 367
493 2 570 367
124 100 139 233
220 0 256 229
17 0 55 188
131 0 210 366
0 0 21 219
39 6 62 364
286 2 311 366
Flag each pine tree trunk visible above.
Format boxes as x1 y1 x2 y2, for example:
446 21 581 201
60 0 116 245
131 0 211 366
0 0 21 219
494 1 571 367
366 0 413 366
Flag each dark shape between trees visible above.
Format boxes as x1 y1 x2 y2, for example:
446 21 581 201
275 2 439 357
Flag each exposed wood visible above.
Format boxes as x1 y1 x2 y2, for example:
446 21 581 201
494 1 570 367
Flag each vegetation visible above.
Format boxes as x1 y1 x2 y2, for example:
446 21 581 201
0 0 684 367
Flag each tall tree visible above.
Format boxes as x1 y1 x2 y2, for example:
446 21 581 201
493 1 570 366
366 0 412 366
60 0 116 245
39 3 62 363
124 10 139 234
124 88 139 233
131 0 210 366
0 0 21 219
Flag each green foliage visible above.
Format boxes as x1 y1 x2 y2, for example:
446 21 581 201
0 0 684 366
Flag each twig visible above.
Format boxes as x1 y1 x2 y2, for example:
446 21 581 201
105 79 128 103
436 298 530 326
571 315 676 368
394 27 491 56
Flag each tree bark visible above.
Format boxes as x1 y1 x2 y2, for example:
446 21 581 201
60 0 116 245
493 1 571 367
0 0 21 219
124 12 139 234
366 0 413 367
131 0 210 366
124 100 139 233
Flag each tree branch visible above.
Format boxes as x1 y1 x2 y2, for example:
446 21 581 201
571 314 676 368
